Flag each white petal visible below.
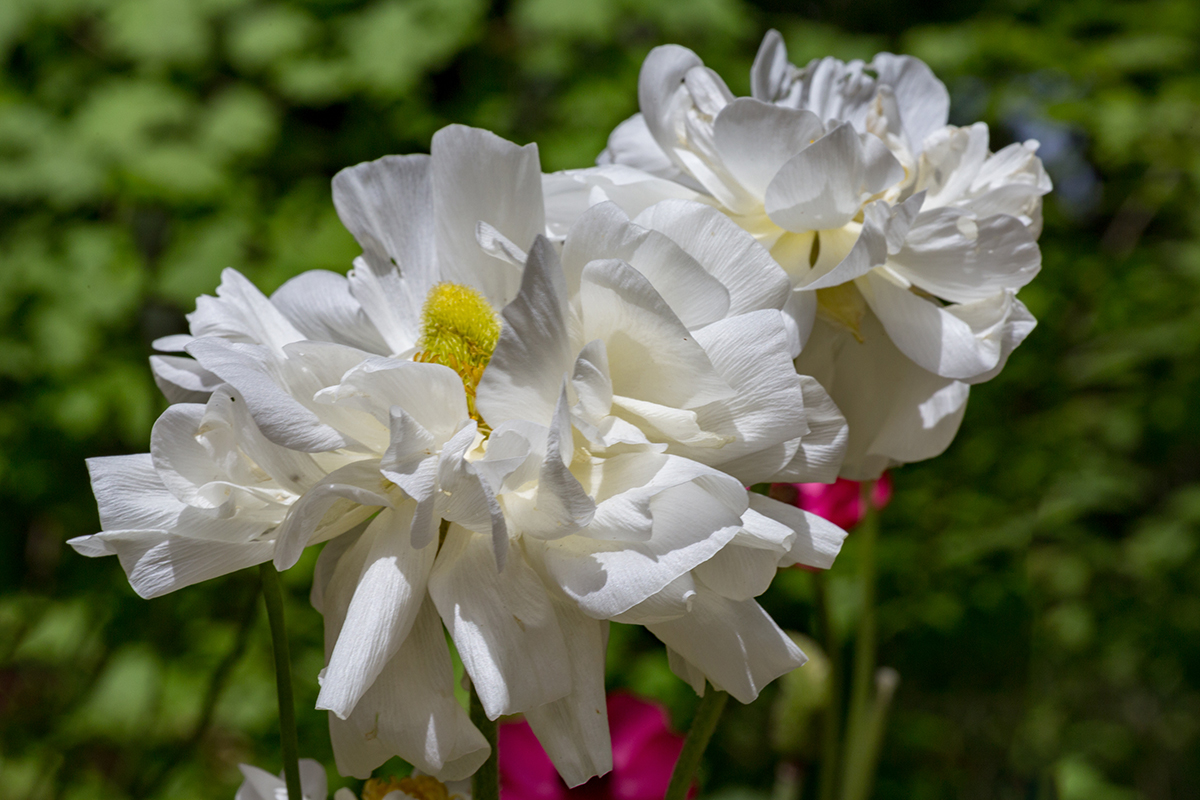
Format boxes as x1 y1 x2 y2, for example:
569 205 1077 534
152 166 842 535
964 295 1036 385
861 270 1015 379
235 764 282 800
692 507 798 600
347 254 425 356
637 45 704 166
476 236 573 429
647 585 806 703
631 199 791 316
432 125 541 308
712 97 825 198
750 29 791 102
87 453 187 532
429 526 571 719
185 338 354 453
888 208 1041 303
534 459 745 617
559 201 731 329
523 598 612 788
434 423 509 570
188 269 305 353
321 356 468 440
684 310 808 483
794 313 970 479
327 598 490 780
273 460 391 570
765 124 902 232
150 355 221 404
317 504 436 719
771 375 849 484
746 493 847 569
271 270 389 353
578 259 734 409
596 113 682 181
333 154 436 286
508 390 596 540
74 530 275 599
667 648 708 697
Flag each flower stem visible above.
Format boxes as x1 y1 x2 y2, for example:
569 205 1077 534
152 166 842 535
469 682 499 800
841 668 900 800
814 573 842 800
260 563 302 800
665 685 729 800
840 481 879 798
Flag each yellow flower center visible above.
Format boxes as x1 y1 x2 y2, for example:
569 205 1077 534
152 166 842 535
361 775 456 800
413 282 501 431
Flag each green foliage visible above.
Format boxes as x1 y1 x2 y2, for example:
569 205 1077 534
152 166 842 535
3 0 1200 798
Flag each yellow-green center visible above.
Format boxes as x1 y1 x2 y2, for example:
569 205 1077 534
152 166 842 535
413 282 501 430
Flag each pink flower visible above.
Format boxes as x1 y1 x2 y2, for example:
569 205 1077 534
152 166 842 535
499 693 689 800
768 474 893 532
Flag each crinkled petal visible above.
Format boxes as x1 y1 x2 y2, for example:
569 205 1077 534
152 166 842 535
429 526 571 719
271 269 389 353
647 584 806 703
273 460 391 570
746 493 847 569
523 597 612 788
318 504 436 719
476 236 573 430
712 97 824 199
432 125 542 308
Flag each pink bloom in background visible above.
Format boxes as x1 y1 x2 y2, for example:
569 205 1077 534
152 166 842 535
769 474 893 532
499 693 688 800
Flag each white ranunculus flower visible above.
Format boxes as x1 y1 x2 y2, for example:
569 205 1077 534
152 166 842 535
548 31 1050 478
86 124 849 787
235 759 346 800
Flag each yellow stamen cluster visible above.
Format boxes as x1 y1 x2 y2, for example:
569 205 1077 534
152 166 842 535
815 283 867 343
413 282 501 431
361 775 456 800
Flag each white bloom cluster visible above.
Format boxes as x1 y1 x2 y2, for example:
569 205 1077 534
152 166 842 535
71 29 1047 792
549 31 1050 478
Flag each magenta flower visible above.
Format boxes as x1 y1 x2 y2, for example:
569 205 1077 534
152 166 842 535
499 693 689 800
768 474 893 532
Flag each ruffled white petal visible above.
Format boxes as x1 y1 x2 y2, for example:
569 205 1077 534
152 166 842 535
647 582 806 703
428 525 571 720
523 595 612 788
476 236 574 429
432 125 543 308
317 503 436 720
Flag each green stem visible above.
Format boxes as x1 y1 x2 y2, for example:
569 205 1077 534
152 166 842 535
840 668 899 800
840 482 879 799
815 573 842 800
260 563 302 800
665 685 729 800
470 683 499 800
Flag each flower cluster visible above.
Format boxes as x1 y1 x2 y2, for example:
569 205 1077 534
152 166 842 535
71 29 1047 795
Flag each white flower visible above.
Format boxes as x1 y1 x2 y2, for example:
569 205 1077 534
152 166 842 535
235 759 343 800
76 123 849 787
137 124 849 785
548 31 1050 478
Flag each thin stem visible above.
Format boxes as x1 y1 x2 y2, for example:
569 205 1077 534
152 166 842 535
470 682 499 800
137 576 259 797
840 481 879 798
260 563 302 800
840 668 899 800
665 685 729 800
814 572 842 800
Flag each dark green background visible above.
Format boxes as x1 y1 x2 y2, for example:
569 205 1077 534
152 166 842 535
2 0 1198 797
